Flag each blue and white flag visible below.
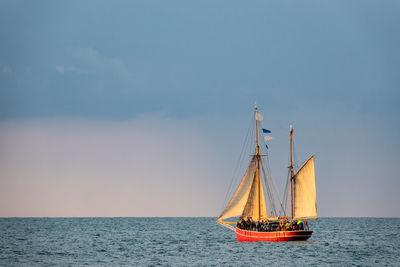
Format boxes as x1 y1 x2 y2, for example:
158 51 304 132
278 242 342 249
262 128 271 133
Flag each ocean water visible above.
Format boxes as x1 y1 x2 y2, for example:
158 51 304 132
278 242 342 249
0 218 399 266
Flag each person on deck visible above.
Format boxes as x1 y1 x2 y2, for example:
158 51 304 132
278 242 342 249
266 221 271 232
278 220 284 231
246 218 251 230
251 220 256 231
297 220 304 230
263 220 269 232
258 221 262 231
293 221 298 230
243 218 248 229
237 218 244 229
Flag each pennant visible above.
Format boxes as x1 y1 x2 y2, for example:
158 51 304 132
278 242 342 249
262 128 271 133
264 136 273 141
255 111 264 121
265 144 269 149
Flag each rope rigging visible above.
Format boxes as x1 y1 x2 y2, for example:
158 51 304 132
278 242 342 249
219 108 293 221
220 113 254 211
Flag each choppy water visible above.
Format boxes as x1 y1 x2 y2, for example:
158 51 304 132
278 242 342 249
0 218 399 266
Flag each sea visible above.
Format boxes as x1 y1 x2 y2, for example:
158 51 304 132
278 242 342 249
0 217 399 266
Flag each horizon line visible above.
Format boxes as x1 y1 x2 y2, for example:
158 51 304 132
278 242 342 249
1 216 399 219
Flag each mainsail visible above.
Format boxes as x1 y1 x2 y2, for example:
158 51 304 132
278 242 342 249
217 156 267 221
241 171 267 219
293 156 317 219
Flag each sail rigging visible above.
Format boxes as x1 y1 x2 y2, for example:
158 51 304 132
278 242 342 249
218 106 282 222
293 156 318 219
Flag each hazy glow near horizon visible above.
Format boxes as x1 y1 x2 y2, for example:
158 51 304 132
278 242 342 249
0 1 399 217
0 116 226 217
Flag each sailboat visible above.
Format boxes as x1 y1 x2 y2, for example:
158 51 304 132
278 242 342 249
217 105 317 242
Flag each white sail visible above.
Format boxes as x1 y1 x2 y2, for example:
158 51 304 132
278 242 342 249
241 172 268 219
217 158 257 221
255 110 264 121
293 156 318 219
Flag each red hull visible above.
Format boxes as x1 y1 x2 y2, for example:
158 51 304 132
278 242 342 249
236 228 313 242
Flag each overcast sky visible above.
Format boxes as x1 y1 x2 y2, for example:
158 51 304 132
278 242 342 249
1 0 399 217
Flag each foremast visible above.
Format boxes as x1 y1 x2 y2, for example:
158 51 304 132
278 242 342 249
289 125 294 222
254 104 263 220
217 105 271 225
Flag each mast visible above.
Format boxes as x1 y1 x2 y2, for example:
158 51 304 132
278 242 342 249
255 104 261 220
289 125 294 221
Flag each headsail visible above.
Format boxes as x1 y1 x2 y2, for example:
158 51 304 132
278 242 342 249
218 156 268 222
293 156 317 219
217 157 257 221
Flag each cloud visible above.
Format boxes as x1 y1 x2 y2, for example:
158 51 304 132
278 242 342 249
55 65 64 73
0 115 227 217
56 48 133 81
55 65 92 74
2 64 12 73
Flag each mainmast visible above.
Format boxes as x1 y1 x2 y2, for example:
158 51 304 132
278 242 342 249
289 125 294 221
254 104 261 220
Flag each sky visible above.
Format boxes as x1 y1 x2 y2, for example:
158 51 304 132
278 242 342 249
0 0 399 217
